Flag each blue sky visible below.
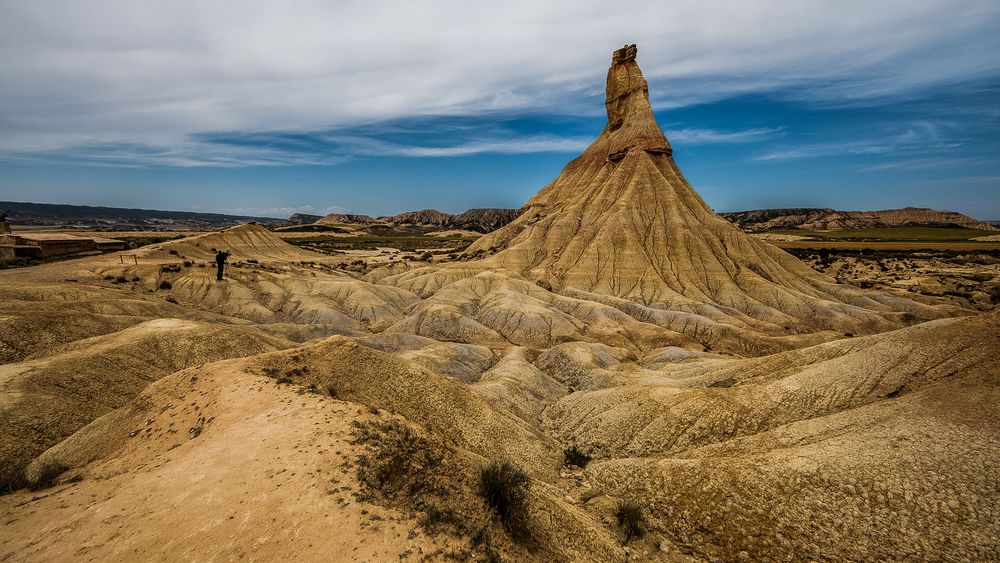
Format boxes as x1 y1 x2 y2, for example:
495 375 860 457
2 0 999 219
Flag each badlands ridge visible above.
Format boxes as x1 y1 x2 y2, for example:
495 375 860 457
1 45 997 562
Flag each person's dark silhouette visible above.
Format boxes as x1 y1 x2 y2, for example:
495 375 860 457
215 250 230 281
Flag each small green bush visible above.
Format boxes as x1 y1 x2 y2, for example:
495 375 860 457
158 280 173 290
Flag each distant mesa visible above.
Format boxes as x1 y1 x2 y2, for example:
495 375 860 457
0 200 283 231
450 208 521 232
389 209 452 227
1 212 125 260
315 213 378 225
723 207 998 232
310 207 520 234
280 213 323 226
297 204 993 237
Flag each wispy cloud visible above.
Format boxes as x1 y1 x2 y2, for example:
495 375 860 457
311 131 591 159
666 126 784 145
754 141 896 161
388 136 591 157
856 156 993 172
0 140 352 168
0 127 591 168
753 120 963 162
912 174 1000 186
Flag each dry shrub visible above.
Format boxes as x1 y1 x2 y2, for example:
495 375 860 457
562 446 591 468
480 461 531 542
615 500 645 543
350 419 523 559
352 419 447 501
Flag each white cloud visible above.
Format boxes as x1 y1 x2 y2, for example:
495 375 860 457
666 127 784 145
856 156 993 172
752 120 965 161
0 132 592 167
0 140 351 168
754 142 895 161
0 0 997 162
319 134 593 158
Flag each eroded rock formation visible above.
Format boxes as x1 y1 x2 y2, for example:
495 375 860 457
382 45 961 353
1 44 996 563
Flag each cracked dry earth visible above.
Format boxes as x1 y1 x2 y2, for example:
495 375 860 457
2 44 999 561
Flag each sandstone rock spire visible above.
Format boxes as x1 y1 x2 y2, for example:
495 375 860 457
381 44 960 354
601 44 671 160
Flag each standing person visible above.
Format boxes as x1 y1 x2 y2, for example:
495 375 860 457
215 250 230 281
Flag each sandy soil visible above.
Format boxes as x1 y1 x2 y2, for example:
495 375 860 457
0 359 458 561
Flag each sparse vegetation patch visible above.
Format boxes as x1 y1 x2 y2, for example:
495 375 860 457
615 500 645 543
479 461 531 542
563 446 591 468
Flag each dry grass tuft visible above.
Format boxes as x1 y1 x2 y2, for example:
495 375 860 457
480 461 531 542
615 500 645 543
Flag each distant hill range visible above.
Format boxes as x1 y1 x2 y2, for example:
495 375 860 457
282 213 323 226
8 200 991 235
2 201 283 230
720 207 998 232
309 208 521 234
309 206 996 235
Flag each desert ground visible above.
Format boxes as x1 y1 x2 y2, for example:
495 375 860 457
2 45 999 562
